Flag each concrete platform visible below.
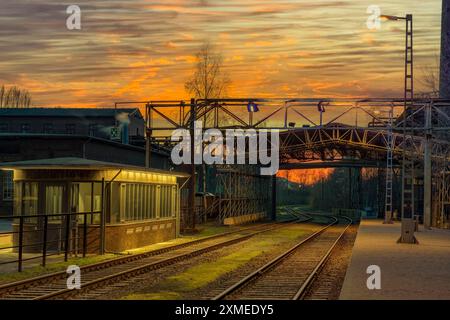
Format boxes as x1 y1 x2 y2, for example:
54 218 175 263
340 219 450 300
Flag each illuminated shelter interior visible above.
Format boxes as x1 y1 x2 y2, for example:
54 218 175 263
0 157 188 253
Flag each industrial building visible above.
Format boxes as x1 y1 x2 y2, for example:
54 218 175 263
0 108 173 217
1 157 188 253
0 107 145 145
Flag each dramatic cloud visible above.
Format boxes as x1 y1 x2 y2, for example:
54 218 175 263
0 0 442 107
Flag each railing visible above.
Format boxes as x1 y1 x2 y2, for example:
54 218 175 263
115 98 450 132
0 211 101 272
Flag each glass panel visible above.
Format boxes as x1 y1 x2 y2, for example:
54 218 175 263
23 182 38 217
150 185 155 219
137 184 142 220
156 185 161 218
45 185 64 221
132 184 136 220
71 182 102 224
171 186 177 218
93 182 102 219
71 183 82 223
160 186 165 218
161 185 171 218
143 185 148 220
73 183 92 213
127 184 133 221
110 182 120 223
13 182 22 216
2 170 14 200
118 183 176 222
120 184 126 222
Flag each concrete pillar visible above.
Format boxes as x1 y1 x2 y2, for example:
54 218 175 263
440 0 450 98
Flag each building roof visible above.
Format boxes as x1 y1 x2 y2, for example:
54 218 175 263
0 157 189 177
0 108 143 119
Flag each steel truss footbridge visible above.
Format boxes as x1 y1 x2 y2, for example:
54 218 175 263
116 98 450 232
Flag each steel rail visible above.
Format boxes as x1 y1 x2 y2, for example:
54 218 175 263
212 213 339 300
292 215 353 300
0 210 305 300
34 219 305 300
0 217 301 297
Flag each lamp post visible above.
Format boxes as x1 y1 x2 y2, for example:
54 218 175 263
381 14 419 242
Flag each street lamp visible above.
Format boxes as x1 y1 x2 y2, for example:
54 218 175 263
381 15 407 21
380 14 414 106
382 14 417 243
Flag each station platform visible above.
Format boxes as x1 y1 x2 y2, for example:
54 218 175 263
340 219 450 300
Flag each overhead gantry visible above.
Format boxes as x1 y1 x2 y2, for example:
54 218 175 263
114 98 450 232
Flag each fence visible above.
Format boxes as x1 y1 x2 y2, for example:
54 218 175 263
0 211 101 272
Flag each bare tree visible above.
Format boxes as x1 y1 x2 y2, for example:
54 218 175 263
185 42 230 100
0 85 32 108
185 42 231 219
417 53 440 98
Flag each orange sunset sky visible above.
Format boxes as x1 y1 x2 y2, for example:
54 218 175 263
0 0 443 108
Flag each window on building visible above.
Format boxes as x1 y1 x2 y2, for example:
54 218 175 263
0 124 8 133
45 185 65 221
66 124 76 134
160 185 176 218
20 182 38 222
43 123 53 134
2 171 13 201
119 183 176 222
71 182 102 224
88 124 98 136
20 123 30 133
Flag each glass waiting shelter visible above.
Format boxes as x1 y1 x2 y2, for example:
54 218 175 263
0 157 188 254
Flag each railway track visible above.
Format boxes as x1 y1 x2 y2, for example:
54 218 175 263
0 212 309 300
212 213 352 300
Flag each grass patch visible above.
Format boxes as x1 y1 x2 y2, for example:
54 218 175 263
0 224 238 284
125 225 307 300
195 224 239 237
0 254 116 284
124 224 238 256
123 291 182 300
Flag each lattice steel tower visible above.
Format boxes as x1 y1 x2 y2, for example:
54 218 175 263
400 14 417 242
384 105 394 224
